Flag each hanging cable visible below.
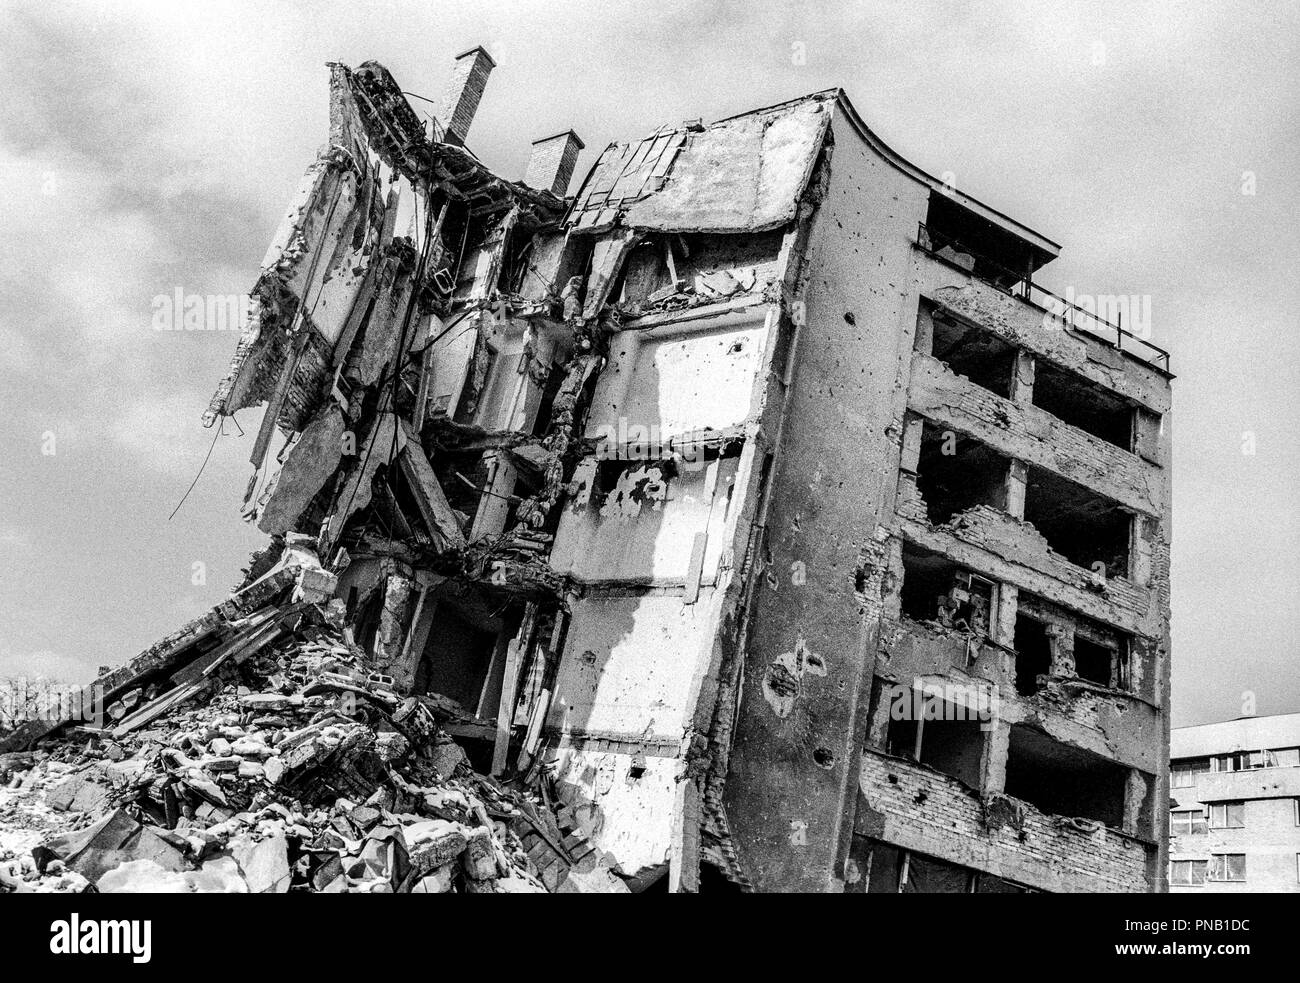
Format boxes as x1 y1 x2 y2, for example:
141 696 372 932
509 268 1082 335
168 419 225 521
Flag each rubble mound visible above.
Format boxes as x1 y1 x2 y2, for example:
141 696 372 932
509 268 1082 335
0 597 623 894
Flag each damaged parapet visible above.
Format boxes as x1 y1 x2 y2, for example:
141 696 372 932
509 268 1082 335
3 52 1172 895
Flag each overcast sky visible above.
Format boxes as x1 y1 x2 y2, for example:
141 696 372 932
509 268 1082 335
0 0 1295 728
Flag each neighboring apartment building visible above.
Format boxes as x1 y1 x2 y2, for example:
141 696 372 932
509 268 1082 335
1169 713 1300 892
7 47 1173 892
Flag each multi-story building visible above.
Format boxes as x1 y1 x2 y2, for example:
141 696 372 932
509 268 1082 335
549 87 1175 893
6 48 1171 893
1169 713 1300 892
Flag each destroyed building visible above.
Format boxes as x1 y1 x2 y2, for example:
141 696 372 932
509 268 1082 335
1169 713 1300 892
0 47 1173 893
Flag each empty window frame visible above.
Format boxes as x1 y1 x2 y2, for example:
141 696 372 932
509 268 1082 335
922 193 1036 292
1208 801 1245 829
898 544 995 636
1013 613 1052 696
1015 595 1133 693
1022 464 1131 578
1208 854 1246 883
916 423 1010 525
413 602 508 709
884 691 986 788
1003 724 1130 828
1170 859 1208 887
856 839 1034 893
1171 809 1207 836
925 307 1017 399
1031 359 1135 450
1072 636 1114 687
900 851 973 893
1071 622 1131 691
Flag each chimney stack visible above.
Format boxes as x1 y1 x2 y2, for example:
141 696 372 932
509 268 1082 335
439 46 496 146
523 130 585 197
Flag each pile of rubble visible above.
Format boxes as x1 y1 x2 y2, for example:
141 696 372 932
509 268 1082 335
0 574 624 894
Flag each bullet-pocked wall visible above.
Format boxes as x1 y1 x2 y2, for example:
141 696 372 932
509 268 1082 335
719 98 1173 892
723 120 933 892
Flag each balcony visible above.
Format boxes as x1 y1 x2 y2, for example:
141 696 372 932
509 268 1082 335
916 223 1170 373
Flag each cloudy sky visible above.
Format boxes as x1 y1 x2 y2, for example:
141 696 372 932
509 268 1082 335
0 0 1295 727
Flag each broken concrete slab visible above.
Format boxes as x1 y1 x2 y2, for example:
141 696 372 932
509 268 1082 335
34 809 186 885
45 770 113 815
229 831 292 894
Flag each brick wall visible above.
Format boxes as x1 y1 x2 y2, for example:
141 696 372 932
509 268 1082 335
859 750 1152 892
524 133 583 196
440 49 494 146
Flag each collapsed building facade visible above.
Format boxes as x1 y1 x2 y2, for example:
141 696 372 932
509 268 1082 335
2 48 1174 892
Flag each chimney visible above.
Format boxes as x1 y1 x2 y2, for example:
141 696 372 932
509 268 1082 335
523 130 585 197
439 46 496 147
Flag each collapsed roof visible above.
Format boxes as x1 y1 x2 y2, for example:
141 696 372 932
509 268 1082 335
567 90 835 234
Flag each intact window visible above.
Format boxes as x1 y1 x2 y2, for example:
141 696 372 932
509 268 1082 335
1208 854 1246 882
1208 802 1245 829
1275 748 1300 768
1171 810 1207 835
1213 750 1281 772
1170 859 1207 886
1171 759 1207 788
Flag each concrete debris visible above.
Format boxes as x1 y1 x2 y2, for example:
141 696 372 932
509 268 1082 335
1 597 625 894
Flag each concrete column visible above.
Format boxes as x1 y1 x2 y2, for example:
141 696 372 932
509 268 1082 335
899 413 924 474
373 568 418 689
1132 407 1162 463
669 771 702 893
1005 459 1028 518
1129 514 1151 584
1122 768 1149 838
982 719 1011 794
865 678 893 749
993 582 1018 651
913 303 935 354
1009 349 1035 405
470 453 517 540
1049 624 1074 678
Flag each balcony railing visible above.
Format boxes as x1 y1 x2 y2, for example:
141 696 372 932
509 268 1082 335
916 223 1171 373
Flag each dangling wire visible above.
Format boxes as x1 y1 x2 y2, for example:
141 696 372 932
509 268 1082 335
169 418 226 521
